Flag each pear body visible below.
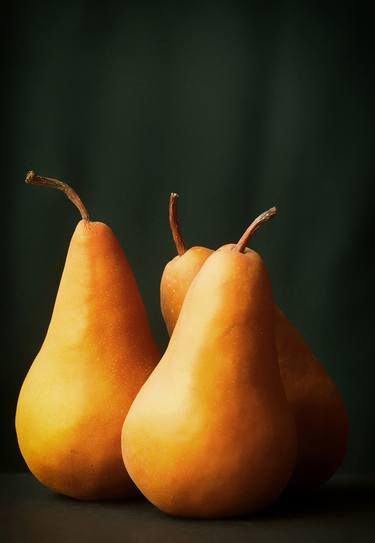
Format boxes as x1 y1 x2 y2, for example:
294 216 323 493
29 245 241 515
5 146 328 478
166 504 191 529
16 220 160 500
123 249 296 518
160 245 348 489
275 307 348 488
160 246 212 335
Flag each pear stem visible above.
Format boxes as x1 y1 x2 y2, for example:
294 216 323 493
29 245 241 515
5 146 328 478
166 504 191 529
169 192 186 256
233 206 277 253
25 170 90 221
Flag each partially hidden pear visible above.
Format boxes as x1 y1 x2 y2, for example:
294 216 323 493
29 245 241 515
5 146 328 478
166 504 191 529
160 193 349 490
122 207 297 518
160 193 212 335
16 171 160 500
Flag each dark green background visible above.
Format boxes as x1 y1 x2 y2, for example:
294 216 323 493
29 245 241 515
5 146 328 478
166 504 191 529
3 1 374 474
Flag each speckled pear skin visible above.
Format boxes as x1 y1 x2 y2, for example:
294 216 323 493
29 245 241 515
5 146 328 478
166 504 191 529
160 241 348 491
16 175 160 500
123 247 297 518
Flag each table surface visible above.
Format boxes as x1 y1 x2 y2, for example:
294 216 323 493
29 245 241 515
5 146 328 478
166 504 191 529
1 473 374 542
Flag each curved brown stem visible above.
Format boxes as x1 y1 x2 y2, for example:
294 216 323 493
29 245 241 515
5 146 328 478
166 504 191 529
169 192 186 256
233 206 277 253
25 170 90 221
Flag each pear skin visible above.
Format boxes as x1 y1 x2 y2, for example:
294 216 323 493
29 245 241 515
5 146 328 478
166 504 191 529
159 194 349 490
123 208 297 518
160 194 213 335
275 307 348 488
161 246 212 335
15 172 160 500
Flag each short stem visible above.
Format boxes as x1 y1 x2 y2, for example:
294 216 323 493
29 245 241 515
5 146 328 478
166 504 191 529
169 192 186 256
25 170 90 221
233 206 277 253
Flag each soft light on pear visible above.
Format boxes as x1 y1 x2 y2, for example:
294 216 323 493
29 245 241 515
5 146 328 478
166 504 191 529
122 207 297 518
16 171 160 500
160 194 349 490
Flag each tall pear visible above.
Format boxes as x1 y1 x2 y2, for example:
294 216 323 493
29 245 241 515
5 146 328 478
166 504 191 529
16 171 160 500
160 194 349 489
122 208 297 518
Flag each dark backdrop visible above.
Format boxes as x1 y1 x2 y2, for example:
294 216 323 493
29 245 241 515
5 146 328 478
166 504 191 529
2 1 374 473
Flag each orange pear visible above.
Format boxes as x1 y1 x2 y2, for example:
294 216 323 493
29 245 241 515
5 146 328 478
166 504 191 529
160 194 348 489
122 207 297 518
15 171 160 500
160 194 212 335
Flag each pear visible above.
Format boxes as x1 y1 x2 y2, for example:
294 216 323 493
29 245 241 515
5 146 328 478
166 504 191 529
275 307 348 488
15 171 160 500
160 194 349 490
122 207 297 518
160 193 212 335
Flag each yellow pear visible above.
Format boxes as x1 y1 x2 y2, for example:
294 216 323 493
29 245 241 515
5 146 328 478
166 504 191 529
15 171 160 500
122 207 297 518
160 194 349 489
